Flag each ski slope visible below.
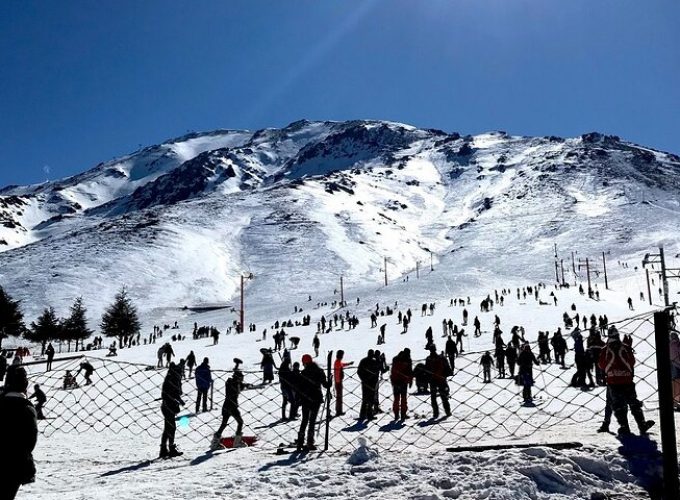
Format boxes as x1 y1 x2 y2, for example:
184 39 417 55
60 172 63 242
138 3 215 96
16 266 679 500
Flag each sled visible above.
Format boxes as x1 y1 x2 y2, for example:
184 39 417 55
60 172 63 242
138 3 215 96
220 435 258 448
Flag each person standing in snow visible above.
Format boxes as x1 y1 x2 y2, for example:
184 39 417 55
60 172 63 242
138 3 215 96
517 344 540 404
296 354 330 451
194 358 212 413
390 349 413 421
212 370 248 449
0 366 38 500
425 346 452 418
185 350 196 379
598 326 654 436
312 334 320 358
45 343 55 372
480 351 494 383
160 363 184 458
333 350 353 416
357 350 380 421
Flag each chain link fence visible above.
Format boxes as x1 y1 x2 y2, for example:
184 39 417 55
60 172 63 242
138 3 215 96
24 308 674 455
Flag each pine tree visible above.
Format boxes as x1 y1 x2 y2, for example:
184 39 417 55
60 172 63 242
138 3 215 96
26 306 61 355
61 297 92 352
0 286 26 349
100 288 141 347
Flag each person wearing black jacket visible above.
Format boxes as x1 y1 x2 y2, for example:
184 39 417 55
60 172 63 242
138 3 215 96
185 351 196 379
160 363 184 458
517 344 540 404
445 336 458 373
0 366 38 499
194 358 212 413
29 384 47 420
357 349 380 421
213 370 248 448
45 343 55 372
296 354 330 451
390 349 413 420
425 346 452 418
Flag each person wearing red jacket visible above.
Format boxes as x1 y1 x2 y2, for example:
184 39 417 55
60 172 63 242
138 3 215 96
598 326 654 436
390 348 413 421
333 350 353 416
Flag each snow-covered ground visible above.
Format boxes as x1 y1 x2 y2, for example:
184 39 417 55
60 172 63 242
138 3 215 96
16 267 680 500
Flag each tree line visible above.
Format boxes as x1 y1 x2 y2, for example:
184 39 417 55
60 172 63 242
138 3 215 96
0 286 141 354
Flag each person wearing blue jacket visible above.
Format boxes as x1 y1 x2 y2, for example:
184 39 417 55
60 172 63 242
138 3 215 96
195 358 212 413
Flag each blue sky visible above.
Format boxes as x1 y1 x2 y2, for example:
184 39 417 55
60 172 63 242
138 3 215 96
1 0 678 186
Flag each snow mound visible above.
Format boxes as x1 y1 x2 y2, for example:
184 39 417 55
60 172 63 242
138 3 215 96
347 437 379 465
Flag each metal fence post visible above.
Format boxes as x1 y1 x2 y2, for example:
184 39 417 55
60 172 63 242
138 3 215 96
653 309 679 499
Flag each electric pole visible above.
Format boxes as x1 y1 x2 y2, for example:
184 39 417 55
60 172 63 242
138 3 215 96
240 272 253 333
430 251 434 272
560 259 566 286
416 261 420 279
340 275 344 306
642 246 680 308
554 244 559 283
645 268 652 305
660 246 669 306
586 258 592 298
602 251 608 290
384 257 388 286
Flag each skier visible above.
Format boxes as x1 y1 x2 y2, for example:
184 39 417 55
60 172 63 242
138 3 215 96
296 354 330 451
212 369 248 449
627 297 634 311
357 350 380 421
194 358 212 413
551 330 567 368
462 308 468 326
160 363 184 458
473 316 481 338
0 366 38 500
517 344 540 404
425 346 452 418
390 349 413 420
333 350 353 416
77 361 95 385
45 343 55 372
480 351 493 383
598 326 654 436
29 384 47 420
185 351 196 379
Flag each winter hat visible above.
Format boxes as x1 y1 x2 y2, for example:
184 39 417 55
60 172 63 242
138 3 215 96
607 326 620 340
301 354 313 365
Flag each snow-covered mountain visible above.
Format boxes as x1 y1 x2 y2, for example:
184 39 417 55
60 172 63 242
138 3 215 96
1 120 679 323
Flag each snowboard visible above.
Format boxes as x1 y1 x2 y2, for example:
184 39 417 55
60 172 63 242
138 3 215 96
219 435 258 448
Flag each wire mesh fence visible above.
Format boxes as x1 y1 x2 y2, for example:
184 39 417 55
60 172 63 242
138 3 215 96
26 307 674 454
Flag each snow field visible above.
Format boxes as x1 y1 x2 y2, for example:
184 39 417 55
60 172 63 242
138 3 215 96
18 268 676 499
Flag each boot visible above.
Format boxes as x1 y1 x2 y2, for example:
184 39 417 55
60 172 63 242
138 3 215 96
233 434 247 448
639 420 655 435
168 444 183 458
597 424 610 433
159 445 169 459
210 433 223 451
393 411 399 421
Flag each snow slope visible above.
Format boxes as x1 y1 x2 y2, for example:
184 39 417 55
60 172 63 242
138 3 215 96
1 122 679 329
18 269 677 500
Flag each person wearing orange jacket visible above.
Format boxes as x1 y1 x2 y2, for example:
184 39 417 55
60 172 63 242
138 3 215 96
598 326 654 436
333 350 353 416
390 348 413 421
